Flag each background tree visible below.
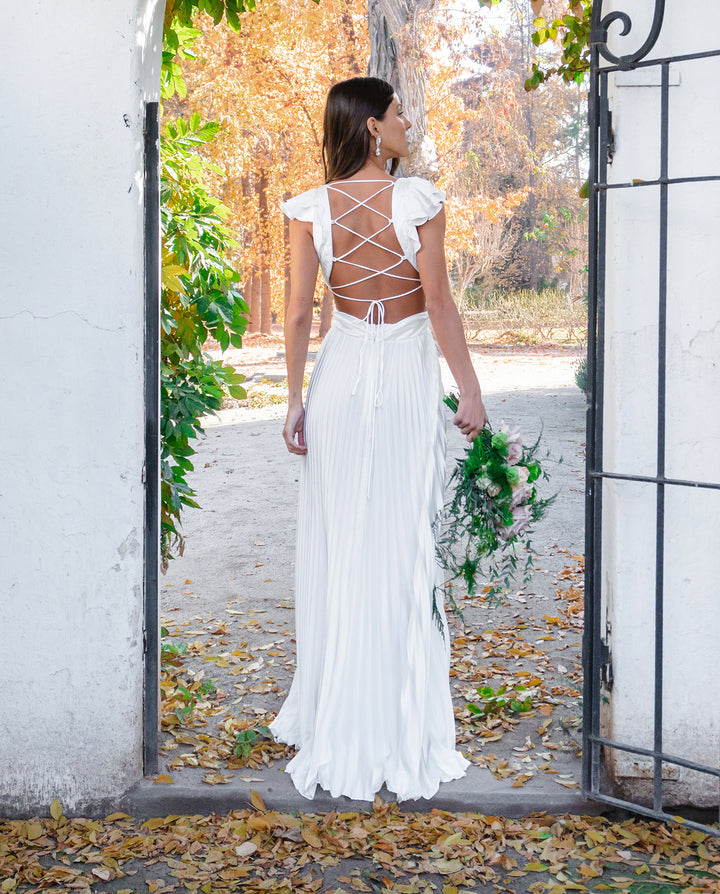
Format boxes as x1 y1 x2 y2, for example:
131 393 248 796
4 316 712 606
367 0 440 177
171 0 370 332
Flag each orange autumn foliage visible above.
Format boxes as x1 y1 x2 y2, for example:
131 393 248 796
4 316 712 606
171 0 585 325
171 0 369 328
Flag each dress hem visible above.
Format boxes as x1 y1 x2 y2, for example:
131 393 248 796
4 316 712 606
269 719 470 803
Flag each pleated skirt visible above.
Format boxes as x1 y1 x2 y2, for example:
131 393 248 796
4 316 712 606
269 310 469 801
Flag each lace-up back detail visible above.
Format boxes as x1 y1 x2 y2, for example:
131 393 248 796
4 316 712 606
326 180 422 315
280 174 447 499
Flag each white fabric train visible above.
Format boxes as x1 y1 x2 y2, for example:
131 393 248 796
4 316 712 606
269 178 470 801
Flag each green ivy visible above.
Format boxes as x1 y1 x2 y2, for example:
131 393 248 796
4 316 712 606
526 3 592 91
158 4 258 567
480 0 592 91
160 113 248 566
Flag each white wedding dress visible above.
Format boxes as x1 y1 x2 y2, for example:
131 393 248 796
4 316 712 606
268 176 469 801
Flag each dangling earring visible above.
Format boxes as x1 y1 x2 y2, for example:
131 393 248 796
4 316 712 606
375 135 382 156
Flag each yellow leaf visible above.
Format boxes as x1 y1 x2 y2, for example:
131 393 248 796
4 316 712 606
302 827 323 848
154 773 173 784
2 879 17 892
25 822 43 840
144 817 167 830
202 772 232 785
525 862 548 872
440 831 463 847
250 789 266 812
433 859 463 875
443 886 459 894
105 812 132 822
49 798 63 821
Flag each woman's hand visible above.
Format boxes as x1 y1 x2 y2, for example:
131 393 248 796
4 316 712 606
453 391 489 442
283 404 307 455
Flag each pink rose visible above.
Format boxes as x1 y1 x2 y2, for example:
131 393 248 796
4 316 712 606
510 482 532 508
505 504 532 538
499 422 523 466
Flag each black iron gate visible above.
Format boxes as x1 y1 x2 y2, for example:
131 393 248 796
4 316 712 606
143 100 161 777
583 1 720 834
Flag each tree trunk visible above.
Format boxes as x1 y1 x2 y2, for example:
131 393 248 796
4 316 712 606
260 264 272 334
319 286 334 338
258 169 272 334
367 0 439 179
283 191 291 321
247 269 260 333
341 0 362 74
242 173 260 333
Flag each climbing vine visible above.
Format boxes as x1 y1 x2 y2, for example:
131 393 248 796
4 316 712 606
481 0 592 90
160 114 248 566
159 2 252 566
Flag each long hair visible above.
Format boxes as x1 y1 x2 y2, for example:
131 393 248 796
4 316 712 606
322 77 399 183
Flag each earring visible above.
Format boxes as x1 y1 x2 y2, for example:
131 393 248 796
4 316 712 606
375 135 382 156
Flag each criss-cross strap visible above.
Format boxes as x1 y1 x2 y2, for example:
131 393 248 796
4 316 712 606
326 180 426 499
327 180 423 304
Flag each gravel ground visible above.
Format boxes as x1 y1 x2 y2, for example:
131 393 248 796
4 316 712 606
159 335 588 808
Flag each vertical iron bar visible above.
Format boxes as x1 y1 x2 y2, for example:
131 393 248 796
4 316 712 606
653 63 670 813
582 41 600 795
143 100 161 777
593 69 609 794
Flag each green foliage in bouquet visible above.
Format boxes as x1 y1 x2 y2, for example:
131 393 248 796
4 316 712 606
433 394 556 633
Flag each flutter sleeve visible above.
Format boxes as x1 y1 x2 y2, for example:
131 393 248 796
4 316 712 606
280 187 319 221
393 176 446 269
280 185 333 284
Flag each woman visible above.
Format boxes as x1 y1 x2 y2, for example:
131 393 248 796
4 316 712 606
269 76 488 802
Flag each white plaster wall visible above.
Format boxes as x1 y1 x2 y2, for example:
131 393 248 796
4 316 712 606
600 0 720 805
0 0 165 813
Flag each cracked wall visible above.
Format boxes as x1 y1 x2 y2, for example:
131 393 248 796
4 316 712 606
0 1 165 814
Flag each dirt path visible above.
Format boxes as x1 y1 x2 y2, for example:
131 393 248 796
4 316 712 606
159 340 588 808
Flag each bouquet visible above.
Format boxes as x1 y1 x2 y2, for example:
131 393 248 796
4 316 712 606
432 393 555 632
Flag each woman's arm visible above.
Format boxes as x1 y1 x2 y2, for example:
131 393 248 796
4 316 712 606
416 207 489 440
283 218 319 455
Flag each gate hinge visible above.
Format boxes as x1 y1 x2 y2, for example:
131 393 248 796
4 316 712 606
599 637 613 689
607 110 616 164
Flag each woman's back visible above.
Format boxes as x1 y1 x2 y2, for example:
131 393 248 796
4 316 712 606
326 177 426 324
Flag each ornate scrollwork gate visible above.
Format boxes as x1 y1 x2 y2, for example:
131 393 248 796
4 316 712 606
583 0 720 834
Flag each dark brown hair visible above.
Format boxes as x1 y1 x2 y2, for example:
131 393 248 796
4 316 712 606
322 77 399 183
